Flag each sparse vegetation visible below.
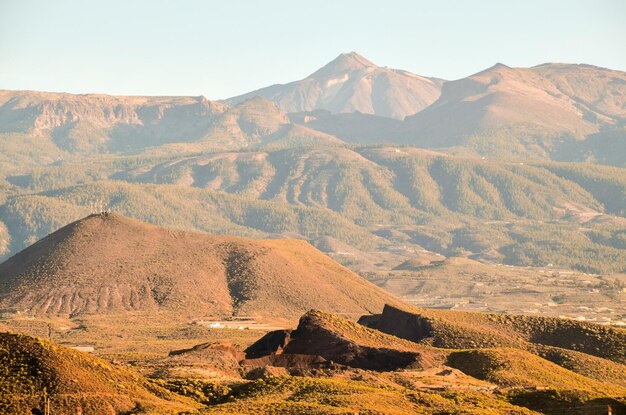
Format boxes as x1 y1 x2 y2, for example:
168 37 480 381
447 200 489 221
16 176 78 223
0 332 196 414
2 146 625 274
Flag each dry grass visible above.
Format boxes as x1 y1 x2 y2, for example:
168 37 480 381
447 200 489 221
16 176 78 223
0 332 197 414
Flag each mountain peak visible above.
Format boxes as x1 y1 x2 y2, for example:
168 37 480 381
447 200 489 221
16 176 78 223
336 51 376 66
310 52 377 79
225 52 442 118
483 62 512 72
469 62 514 78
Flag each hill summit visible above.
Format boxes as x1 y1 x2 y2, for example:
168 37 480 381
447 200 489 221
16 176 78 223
0 213 402 319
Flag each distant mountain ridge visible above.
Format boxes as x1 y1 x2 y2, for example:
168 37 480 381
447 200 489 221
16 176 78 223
1 54 624 163
0 90 290 154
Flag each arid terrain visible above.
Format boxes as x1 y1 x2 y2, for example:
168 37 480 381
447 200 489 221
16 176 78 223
0 215 625 414
1 50 625 414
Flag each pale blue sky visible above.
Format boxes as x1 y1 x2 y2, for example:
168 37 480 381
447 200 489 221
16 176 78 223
1 0 625 99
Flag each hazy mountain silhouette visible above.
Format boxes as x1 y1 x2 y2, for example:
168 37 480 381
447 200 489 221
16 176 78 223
402 63 626 153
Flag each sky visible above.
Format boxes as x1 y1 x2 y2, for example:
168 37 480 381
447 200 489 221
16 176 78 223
1 0 625 99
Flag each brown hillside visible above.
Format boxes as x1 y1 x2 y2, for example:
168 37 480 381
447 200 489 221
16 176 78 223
0 213 403 320
166 342 245 377
0 332 196 414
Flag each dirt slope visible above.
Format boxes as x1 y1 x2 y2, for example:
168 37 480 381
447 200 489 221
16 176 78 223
0 212 404 319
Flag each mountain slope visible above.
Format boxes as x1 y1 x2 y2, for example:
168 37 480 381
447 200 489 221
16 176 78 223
289 109 404 144
116 147 621 220
2 145 626 273
226 52 443 119
242 309 626 410
0 212 403 319
446 347 623 393
403 63 626 155
3 60 624 164
202 375 539 415
101 146 626 273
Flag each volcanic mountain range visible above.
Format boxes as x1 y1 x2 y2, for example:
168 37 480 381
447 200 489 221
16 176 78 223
1 52 624 163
